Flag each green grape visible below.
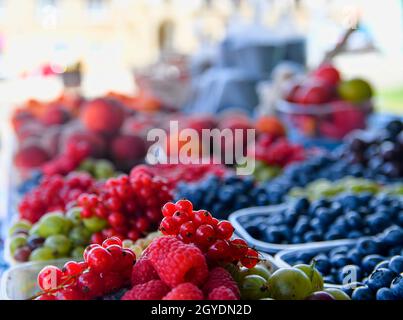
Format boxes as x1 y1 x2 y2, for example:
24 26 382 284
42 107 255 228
122 239 134 248
94 160 115 179
241 275 271 300
44 234 72 257
244 264 272 281
225 264 247 284
71 246 85 260
37 214 68 237
9 220 32 236
78 158 95 174
83 216 107 233
66 207 83 226
324 288 351 300
268 268 312 300
29 247 56 261
9 235 28 255
294 264 324 292
69 226 91 247
29 223 41 236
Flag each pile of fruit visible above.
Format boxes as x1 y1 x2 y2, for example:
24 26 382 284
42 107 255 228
279 63 374 141
281 226 403 287
241 194 403 244
341 119 403 181
288 177 403 200
32 202 351 300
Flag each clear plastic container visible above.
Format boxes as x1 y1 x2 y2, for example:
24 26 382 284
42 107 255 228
1 258 69 300
229 204 355 254
275 99 373 150
274 243 356 289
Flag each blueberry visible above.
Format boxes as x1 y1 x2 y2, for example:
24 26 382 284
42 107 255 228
357 238 380 256
309 218 323 231
303 231 322 243
324 230 343 241
295 252 313 263
345 211 364 229
330 254 352 269
283 209 299 226
388 247 402 256
389 256 403 274
291 235 303 244
341 282 364 296
366 213 390 234
362 255 386 273
293 216 310 235
246 225 261 239
367 268 396 291
390 275 403 299
374 260 390 270
352 286 374 300
376 288 398 300
293 197 310 213
338 265 363 285
348 231 364 239
346 249 363 265
263 226 283 244
315 208 334 225
340 194 360 210
382 226 403 245
313 254 331 274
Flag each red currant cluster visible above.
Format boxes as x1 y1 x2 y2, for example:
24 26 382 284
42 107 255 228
159 199 259 268
19 172 95 223
42 142 90 176
129 163 227 189
253 134 306 168
35 237 135 300
78 170 173 243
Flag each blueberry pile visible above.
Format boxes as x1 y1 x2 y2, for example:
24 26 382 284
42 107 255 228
175 174 267 219
239 194 403 244
341 119 403 181
282 226 403 287
352 254 403 300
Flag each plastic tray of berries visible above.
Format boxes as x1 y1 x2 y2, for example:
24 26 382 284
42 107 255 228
275 225 403 285
229 193 403 254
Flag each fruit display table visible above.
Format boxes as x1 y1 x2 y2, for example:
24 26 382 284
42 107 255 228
1 59 402 301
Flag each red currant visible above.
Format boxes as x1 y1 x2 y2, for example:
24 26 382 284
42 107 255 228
83 244 101 262
35 294 56 300
102 272 125 294
195 224 216 247
90 232 104 245
159 217 178 235
102 236 122 248
179 221 196 243
62 261 84 277
86 246 113 272
240 248 259 268
76 271 104 298
192 210 213 227
171 211 190 226
230 239 249 260
175 199 193 214
162 202 177 217
55 287 86 300
206 239 231 261
216 221 234 240
108 212 126 229
37 266 63 291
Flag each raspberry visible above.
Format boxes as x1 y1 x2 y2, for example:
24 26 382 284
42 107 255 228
147 236 208 288
121 280 170 300
163 283 204 300
208 286 239 300
131 258 159 286
203 267 240 299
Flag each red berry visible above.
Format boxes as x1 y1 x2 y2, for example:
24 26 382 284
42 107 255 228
37 266 63 291
102 272 125 294
102 236 122 248
175 199 193 213
76 271 104 298
179 221 196 243
159 217 178 235
193 210 212 227
240 248 259 268
135 217 150 233
230 239 248 260
107 212 126 229
171 210 190 226
127 229 140 241
162 202 177 217
90 232 104 245
216 221 234 240
55 287 86 300
206 240 230 261
86 246 113 272
62 261 84 277
195 224 216 248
